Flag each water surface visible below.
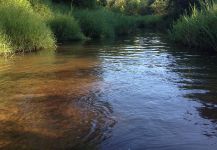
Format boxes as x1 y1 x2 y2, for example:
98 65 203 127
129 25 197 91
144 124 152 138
0 33 217 150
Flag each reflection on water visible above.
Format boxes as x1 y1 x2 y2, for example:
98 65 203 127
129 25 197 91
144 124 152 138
0 32 217 149
172 51 217 136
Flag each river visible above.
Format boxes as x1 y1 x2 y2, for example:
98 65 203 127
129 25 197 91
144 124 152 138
0 32 217 150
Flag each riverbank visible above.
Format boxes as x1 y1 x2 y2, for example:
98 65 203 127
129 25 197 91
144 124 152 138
169 1 217 52
0 0 163 55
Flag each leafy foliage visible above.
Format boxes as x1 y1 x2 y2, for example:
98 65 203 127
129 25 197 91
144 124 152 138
52 0 97 8
170 3 217 51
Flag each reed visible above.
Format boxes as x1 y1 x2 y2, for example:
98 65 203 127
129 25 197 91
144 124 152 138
170 3 217 51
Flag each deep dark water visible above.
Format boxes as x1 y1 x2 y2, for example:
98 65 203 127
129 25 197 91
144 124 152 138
0 33 217 150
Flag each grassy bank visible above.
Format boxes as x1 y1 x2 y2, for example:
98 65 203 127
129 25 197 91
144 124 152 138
0 0 164 55
1 0 216 54
170 2 217 52
0 0 56 54
74 9 162 39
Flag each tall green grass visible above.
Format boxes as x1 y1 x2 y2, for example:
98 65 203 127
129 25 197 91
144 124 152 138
0 30 12 54
74 8 163 39
0 0 56 54
170 4 217 51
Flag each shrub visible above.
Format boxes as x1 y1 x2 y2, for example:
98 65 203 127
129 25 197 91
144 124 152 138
74 8 163 38
107 0 154 15
112 14 137 35
150 0 170 15
49 14 84 42
74 9 115 38
52 0 97 9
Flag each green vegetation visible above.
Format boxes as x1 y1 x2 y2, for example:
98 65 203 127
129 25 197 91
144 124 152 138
0 0 216 54
0 30 12 54
49 14 84 42
0 0 55 54
170 1 217 51
30 0 84 42
0 0 165 54
74 9 115 39
74 8 164 38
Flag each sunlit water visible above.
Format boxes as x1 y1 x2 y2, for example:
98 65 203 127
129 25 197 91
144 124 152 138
0 33 217 150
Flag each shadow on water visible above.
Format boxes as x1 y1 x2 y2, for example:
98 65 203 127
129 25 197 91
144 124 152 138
166 45 217 136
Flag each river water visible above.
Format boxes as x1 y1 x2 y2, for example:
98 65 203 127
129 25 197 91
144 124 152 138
0 33 217 150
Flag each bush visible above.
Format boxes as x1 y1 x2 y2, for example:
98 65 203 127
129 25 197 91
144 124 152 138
52 0 97 9
107 0 154 15
150 0 170 15
0 0 56 54
49 14 84 42
74 8 163 38
74 9 115 38
112 14 137 35
30 0 54 21
170 5 217 51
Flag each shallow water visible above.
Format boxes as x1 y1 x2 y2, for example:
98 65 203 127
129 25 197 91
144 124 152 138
0 32 217 150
